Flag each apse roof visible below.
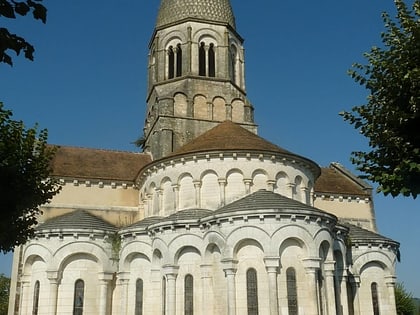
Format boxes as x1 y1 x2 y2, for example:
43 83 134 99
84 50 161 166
170 120 301 157
156 0 236 29
213 189 334 217
50 146 151 182
341 222 399 245
36 210 117 232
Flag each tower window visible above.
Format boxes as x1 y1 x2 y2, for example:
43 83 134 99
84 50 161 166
135 278 144 315
32 280 40 315
246 268 259 315
73 279 85 315
286 267 298 315
184 274 194 315
199 42 206 76
167 43 182 79
371 282 380 315
176 44 182 77
208 43 215 77
168 46 175 79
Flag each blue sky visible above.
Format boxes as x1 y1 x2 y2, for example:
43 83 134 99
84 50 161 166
1 0 419 297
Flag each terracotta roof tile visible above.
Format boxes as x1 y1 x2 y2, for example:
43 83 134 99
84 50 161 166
50 146 151 182
170 121 294 156
315 164 371 197
36 210 117 232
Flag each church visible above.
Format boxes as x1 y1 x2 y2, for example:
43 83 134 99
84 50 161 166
8 0 400 314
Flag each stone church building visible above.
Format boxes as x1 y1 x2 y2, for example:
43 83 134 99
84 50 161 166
8 0 399 314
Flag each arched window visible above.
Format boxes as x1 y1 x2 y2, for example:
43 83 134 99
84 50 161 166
162 277 166 315
371 282 380 315
208 43 215 77
286 268 298 315
246 268 259 315
135 278 144 315
168 46 175 79
73 279 84 315
32 280 40 315
184 274 194 315
229 45 237 83
199 42 206 76
176 44 182 77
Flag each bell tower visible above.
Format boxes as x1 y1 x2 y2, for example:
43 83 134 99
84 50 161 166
143 0 257 159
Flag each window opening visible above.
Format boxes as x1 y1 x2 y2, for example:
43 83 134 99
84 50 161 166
184 274 194 315
73 279 84 315
371 282 380 315
135 278 144 315
168 46 175 79
246 268 259 315
286 268 298 315
199 42 206 76
208 43 215 77
162 277 166 315
32 280 40 315
176 44 182 77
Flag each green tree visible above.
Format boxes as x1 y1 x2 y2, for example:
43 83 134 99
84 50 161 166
395 282 416 315
0 102 60 253
0 0 47 66
0 274 10 315
340 0 420 198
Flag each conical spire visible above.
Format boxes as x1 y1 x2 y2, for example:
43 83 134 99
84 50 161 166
156 0 236 29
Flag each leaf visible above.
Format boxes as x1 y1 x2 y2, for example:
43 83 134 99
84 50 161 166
0 1 16 18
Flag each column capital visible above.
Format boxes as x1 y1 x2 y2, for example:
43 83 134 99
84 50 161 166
385 275 397 286
302 257 321 271
221 258 238 274
323 260 336 273
218 178 227 185
264 256 280 271
163 264 179 278
46 270 61 282
98 272 114 282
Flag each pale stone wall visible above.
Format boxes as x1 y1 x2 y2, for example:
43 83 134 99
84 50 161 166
314 196 376 231
137 152 317 218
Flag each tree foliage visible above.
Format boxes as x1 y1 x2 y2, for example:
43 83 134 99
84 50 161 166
0 274 10 315
340 0 420 198
0 103 60 253
0 0 47 66
395 282 416 315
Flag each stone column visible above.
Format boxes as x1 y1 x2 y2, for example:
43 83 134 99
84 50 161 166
339 272 349 315
117 272 130 315
156 188 163 215
324 261 337 315
200 264 214 315
222 259 238 315
163 265 179 315
264 257 280 315
194 180 202 208
267 180 276 192
187 26 192 74
350 275 361 315
385 275 397 314
46 271 61 315
98 273 114 315
243 178 252 194
172 184 179 211
218 178 227 206
302 258 321 315
286 183 295 199
20 275 30 315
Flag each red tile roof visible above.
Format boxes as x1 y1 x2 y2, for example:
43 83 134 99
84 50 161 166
50 146 151 182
